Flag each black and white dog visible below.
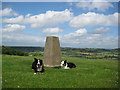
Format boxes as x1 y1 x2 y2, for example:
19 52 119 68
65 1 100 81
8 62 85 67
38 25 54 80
32 58 45 74
61 60 76 69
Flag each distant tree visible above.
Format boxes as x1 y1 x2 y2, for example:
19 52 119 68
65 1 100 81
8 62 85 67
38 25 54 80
2 46 28 56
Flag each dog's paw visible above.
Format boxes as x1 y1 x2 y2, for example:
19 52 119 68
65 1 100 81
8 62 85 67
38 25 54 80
34 73 36 75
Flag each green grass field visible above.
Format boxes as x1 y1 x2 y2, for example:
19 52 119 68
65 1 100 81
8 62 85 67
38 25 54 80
2 55 119 88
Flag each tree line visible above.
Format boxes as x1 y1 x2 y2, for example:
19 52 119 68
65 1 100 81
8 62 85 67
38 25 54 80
1 46 28 56
8 46 118 53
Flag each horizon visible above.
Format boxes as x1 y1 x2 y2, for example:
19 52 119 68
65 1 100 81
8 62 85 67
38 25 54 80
2 45 119 49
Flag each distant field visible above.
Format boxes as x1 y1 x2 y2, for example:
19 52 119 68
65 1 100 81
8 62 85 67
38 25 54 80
2 55 118 88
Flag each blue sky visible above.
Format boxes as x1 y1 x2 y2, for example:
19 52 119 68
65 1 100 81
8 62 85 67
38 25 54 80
1 1 119 48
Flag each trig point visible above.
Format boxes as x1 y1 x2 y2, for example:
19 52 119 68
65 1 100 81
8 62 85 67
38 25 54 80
44 36 61 67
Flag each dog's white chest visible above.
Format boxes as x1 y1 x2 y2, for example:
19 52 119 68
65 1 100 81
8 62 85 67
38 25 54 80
37 67 42 71
64 64 70 69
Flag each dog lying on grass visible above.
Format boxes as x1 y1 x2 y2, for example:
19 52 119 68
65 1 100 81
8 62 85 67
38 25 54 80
32 58 45 74
32 58 76 74
61 60 76 69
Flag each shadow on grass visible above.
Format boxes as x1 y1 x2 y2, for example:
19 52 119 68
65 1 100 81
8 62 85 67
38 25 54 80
45 66 61 69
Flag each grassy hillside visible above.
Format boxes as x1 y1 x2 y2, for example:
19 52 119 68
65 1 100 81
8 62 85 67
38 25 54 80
2 55 118 88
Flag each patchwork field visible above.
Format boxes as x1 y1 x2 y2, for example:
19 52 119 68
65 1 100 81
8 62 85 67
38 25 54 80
2 55 119 88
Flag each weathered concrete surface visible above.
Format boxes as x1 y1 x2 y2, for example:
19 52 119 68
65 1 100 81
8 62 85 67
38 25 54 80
44 36 61 67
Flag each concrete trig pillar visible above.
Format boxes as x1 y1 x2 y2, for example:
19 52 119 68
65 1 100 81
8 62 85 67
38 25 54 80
44 36 61 67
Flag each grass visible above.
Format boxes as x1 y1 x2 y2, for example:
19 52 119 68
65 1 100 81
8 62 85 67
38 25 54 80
2 55 119 88
0 55 2 90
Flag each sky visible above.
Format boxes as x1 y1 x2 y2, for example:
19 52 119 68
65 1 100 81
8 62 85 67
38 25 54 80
1 1 119 48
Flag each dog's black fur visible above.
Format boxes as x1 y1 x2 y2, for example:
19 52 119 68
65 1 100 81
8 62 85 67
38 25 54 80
61 60 76 69
32 58 45 74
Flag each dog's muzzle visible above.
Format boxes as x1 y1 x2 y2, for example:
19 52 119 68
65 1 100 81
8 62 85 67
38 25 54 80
36 64 41 68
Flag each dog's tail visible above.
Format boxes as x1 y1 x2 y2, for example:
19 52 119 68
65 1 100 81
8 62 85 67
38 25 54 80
73 64 76 68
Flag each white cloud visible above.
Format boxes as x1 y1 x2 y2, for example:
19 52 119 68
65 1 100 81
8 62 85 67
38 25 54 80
1 24 26 32
75 0 113 11
0 8 18 16
3 9 118 29
64 28 87 38
2 27 118 48
92 27 111 34
25 14 31 17
43 27 63 33
3 9 73 29
75 29 87 34
3 15 24 24
2 33 43 46
69 12 118 28
60 28 118 48
28 9 72 28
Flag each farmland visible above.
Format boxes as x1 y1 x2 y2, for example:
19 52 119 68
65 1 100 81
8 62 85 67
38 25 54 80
8 46 119 59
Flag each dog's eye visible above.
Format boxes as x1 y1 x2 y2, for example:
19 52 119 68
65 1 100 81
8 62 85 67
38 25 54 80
63 63 66 65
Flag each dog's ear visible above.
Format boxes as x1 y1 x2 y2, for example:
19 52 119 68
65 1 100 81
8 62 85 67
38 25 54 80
34 58 38 62
40 60 43 65
64 60 67 63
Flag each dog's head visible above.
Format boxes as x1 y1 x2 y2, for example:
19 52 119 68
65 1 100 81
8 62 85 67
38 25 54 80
34 58 43 68
61 60 67 67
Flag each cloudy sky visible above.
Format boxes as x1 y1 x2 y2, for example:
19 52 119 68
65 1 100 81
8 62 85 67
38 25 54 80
1 1 119 48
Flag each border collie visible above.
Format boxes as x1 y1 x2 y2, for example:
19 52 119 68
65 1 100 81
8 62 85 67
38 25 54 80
32 58 45 74
61 60 76 69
